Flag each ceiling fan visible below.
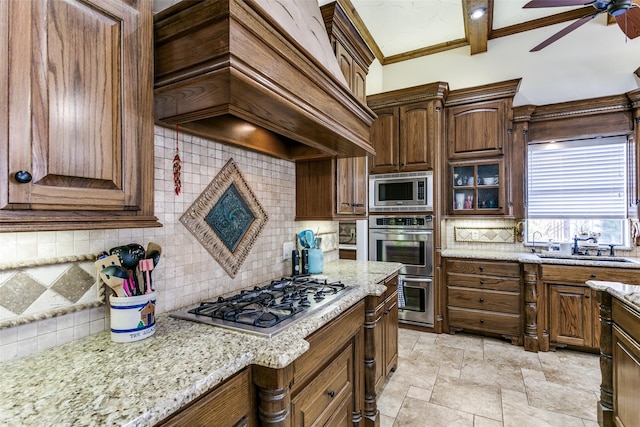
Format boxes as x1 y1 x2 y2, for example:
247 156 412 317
524 0 640 51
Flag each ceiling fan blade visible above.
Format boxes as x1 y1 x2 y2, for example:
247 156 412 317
523 0 593 8
530 13 598 51
615 5 640 39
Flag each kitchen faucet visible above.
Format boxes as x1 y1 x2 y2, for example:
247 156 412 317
572 235 598 255
531 231 542 253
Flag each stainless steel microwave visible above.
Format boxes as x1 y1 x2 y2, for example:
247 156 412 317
369 171 433 212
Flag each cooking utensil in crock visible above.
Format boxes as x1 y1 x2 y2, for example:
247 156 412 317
101 265 131 297
110 245 142 295
299 230 315 249
139 259 155 294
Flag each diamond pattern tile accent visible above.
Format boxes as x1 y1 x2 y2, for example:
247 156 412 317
180 158 268 278
50 265 95 303
454 227 516 243
0 272 47 315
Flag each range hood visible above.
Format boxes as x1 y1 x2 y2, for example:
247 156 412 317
153 0 376 161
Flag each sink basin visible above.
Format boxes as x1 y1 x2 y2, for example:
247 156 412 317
535 252 639 264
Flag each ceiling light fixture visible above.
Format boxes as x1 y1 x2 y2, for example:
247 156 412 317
470 7 486 20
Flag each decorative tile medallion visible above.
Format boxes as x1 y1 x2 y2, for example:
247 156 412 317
180 159 268 278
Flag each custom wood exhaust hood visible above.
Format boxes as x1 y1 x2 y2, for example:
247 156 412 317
153 0 376 161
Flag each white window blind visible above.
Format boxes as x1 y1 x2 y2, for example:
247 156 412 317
527 137 627 219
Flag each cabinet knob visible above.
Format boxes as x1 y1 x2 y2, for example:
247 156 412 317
480 319 484 323
14 170 32 183
328 390 335 398
585 295 590 299
480 280 484 285
479 266 484 272
479 298 484 302
591 274 597 278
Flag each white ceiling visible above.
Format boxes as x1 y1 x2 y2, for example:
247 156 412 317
335 0 640 106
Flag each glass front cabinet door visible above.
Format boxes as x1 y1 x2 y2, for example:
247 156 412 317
449 159 507 215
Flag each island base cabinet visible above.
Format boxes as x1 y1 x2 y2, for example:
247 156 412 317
291 344 354 426
612 325 640 427
156 368 255 427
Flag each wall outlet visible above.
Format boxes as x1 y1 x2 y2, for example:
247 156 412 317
472 230 480 240
283 242 294 260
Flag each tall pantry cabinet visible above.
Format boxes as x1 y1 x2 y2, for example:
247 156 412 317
295 1 375 220
0 0 158 231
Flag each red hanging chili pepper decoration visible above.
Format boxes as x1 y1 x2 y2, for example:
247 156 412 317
173 124 182 195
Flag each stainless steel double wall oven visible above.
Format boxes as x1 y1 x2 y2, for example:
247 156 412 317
369 215 434 327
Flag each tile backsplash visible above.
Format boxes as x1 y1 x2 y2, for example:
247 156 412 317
0 126 331 361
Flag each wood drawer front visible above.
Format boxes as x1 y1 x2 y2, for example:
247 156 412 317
157 368 252 427
294 300 363 392
542 265 640 285
613 298 640 342
447 273 520 292
448 307 521 335
446 259 520 277
448 287 520 314
291 344 353 427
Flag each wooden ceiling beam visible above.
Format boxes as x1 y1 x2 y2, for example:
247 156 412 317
463 0 492 55
490 6 593 39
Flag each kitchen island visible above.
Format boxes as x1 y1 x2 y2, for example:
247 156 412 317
587 280 640 427
0 260 401 427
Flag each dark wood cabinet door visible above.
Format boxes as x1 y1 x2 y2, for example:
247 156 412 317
549 284 593 348
4 0 146 211
447 100 507 159
370 107 399 173
400 102 432 171
384 296 399 376
0 0 157 230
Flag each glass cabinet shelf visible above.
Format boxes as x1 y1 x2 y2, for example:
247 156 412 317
450 160 505 215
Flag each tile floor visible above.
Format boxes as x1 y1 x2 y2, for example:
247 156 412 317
377 328 601 427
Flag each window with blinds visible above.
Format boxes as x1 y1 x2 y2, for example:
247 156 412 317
526 136 628 245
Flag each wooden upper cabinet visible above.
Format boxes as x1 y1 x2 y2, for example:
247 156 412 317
367 83 448 175
445 79 520 160
0 0 158 231
401 103 433 170
446 99 508 158
369 107 399 173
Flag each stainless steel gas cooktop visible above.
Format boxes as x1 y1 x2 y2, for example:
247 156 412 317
170 276 357 337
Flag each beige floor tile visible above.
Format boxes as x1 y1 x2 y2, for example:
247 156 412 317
406 385 432 402
501 388 585 427
521 368 598 420
429 375 503 421
438 366 461 378
398 328 423 357
537 349 600 393
394 397 474 427
378 379 410 418
435 332 485 352
474 415 504 427
581 419 599 427
411 339 465 370
380 414 395 427
460 358 526 393
482 340 543 371
389 356 440 389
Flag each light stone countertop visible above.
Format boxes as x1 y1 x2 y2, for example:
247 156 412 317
441 249 640 268
587 280 640 312
0 260 402 427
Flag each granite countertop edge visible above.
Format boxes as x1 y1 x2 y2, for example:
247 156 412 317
587 280 640 313
441 249 640 268
0 260 402 427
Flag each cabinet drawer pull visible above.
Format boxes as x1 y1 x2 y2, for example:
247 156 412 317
591 274 597 278
328 390 335 398
14 170 32 183
479 266 484 272
480 280 484 285
585 295 590 299
479 298 484 302
479 319 484 323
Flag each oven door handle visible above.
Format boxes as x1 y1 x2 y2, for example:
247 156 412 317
401 277 432 283
371 231 432 236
